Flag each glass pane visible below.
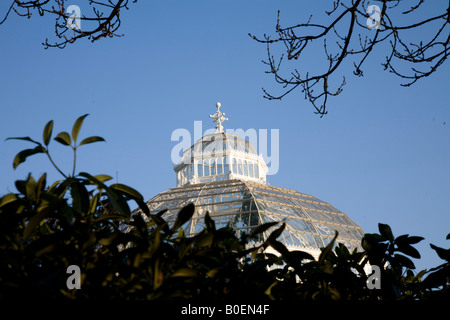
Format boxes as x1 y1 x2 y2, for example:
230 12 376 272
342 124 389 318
197 163 203 177
244 160 248 176
217 158 223 174
238 160 243 175
204 159 209 176
232 158 237 173
211 158 216 175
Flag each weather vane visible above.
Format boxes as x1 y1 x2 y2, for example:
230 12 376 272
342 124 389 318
209 102 228 133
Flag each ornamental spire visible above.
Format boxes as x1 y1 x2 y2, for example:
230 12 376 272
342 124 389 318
209 102 228 133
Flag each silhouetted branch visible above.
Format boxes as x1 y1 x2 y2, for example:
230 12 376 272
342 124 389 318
0 0 137 49
251 0 450 116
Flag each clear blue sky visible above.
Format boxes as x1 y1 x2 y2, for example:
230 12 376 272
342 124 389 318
0 1 449 272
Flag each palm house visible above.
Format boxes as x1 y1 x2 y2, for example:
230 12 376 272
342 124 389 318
137 103 364 259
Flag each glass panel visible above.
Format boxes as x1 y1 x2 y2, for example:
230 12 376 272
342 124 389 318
197 163 203 177
238 159 243 175
223 157 229 174
244 160 248 176
204 159 209 176
211 158 216 175
232 158 237 173
217 158 223 174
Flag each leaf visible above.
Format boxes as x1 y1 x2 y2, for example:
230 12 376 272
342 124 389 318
12 146 45 169
171 268 198 278
99 234 117 246
268 239 290 257
405 236 424 245
172 203 195 231
79 136 105 146
43 120 53 146
289 250 315 262
319 231 338 265
72 114 89 143
430 243 450 262
79 172 130 217
378 223 394 242
110 183 143 201
93 174 113 183
397 242 421 259
394 254 416 269
250 221 279 238
54 131 72 146
6 136 41 145
70 181 90 216
0 193 18 208
204 212 216 231
267 222 286 242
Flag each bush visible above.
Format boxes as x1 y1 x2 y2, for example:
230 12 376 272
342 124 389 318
0 116 448 300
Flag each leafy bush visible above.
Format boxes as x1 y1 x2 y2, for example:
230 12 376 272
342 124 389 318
0 116 448 300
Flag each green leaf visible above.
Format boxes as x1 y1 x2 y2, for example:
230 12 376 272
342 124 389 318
204 212 216 231
171 268 198 278
99 234 117 246
43 120 53 146
6 136 41 145
172 202 195 231
289 250 315 262
430 243 450 262
397 242 421 259
93 174 113 183
405 236 424 245
79 136 105 146
394 254 416 269
70 181 90 216
378 223 394 242
54 131 72 146
110 183 143 201
0 193 18 208
79 172 130 217
319 231 338 265
268 239 290 256
267 222 286 242
12 146 45 169
250 221 279 238
72 114 89 143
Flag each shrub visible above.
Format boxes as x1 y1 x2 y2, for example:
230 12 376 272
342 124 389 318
0 116 448 300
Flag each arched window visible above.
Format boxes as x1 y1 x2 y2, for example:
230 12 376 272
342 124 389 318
197 160 203 177
249 162 254 178
232 158 237 174
204 159 210 176
238 159 243 175
211 158 216 175
217 158 223 175
223 157 229 174
244 160 248 176
255 163 259 178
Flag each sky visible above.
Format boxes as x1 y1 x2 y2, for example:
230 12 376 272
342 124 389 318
0 1 449 272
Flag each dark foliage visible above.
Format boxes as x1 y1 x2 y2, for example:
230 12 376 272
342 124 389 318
0 116 448 299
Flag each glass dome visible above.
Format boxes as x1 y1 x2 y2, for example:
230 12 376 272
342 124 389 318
140 179 364 258
134 102 365 259
175 132 268 187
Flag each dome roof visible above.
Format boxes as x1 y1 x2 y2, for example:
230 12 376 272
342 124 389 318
178 132 259 166
134 102 365 258
140 179 364 257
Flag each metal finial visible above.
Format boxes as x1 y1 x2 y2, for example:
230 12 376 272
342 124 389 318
209 102 228 133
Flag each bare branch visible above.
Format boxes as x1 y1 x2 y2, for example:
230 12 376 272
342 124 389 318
0 0 138 48
251 0 450 116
